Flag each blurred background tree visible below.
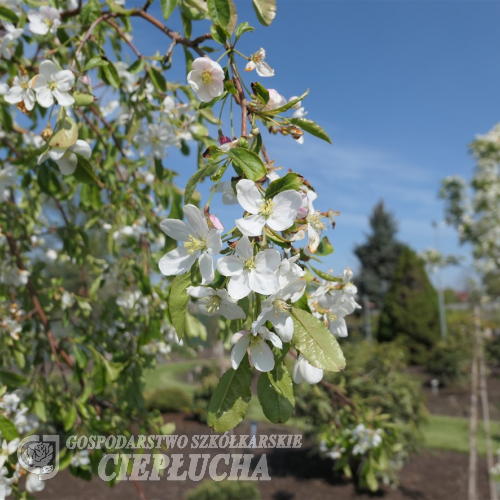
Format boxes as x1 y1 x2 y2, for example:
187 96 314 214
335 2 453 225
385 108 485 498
354 200 404 309
378 246 440 363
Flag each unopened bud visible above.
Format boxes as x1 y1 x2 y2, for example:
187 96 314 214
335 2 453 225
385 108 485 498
251 127 260 136
238 137 249 149
219 135 231 145
41 125 52 142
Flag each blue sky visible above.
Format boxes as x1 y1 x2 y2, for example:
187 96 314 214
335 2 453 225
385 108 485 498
128 0 500 287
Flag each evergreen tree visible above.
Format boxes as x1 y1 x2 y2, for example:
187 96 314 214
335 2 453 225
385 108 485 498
378 246 440 363
354 201 404 308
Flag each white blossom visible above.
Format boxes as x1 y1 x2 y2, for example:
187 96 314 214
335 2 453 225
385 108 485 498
230 327 282 372
159 204 222 285
351 424 383 455
187 57 224 103
245 48 274 77
28 7 61 35
187 286 246 320
263 89 286 111
292 354 323 384
136 122 178 159
38 139 91 175
212 181 238 205
217 236 280 300
32 60 75 108
71 450 90 467
0 439 19 469
235 179 302 237
26 472 45 493
0 165 17 203
4 71 35 111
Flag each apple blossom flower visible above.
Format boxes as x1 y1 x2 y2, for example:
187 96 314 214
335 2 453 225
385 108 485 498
0 438 19 469
277 254 306 294
263 89 287 111
61 291 74 310
187 286 246 320
28 7 61 35
235 179 302 237
230 326 282 372
0 393 20 414
351 424 383 455
71 450 90 468
304 190 327 253
136 122 178 159
292 106 307 119
26 472 45 493
319 441 346 460
217 236 280 300
0 34 17 60
245 48 275 77
0 165 17 203
187 57 224 103
292 354 323 384
212 181 238 205
252 279 306 342
38 139 91 175
159 204 222 284
32 60 75 107
0 467 15 498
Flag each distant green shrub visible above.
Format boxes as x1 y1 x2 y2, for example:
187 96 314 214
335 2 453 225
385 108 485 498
191 374 219 423
378 246 440 363
425 334 471 386
145 387 192 413
185 480 260 500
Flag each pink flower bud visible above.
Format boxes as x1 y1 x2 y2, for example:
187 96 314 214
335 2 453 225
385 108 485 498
219 135 232 145
207 214 224 230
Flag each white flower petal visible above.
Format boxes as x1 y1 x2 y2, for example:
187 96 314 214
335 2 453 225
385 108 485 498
219 301 246 320
228 271 251 300
231 335 250 369
255 248 281 273
56 152 77 175
183 204 208 238
250 340 275 372
34 86 54 107
273 314 294 342
236 214 266 237
52 89 74 107
187 286 215 299
206 229 222 255
236 179 262 214
199 251 214 285
158 247 197 276
217 255 244 277
255 61 275 77
70 140 91 158
160 219 193 242
248 267 279 296
235 236 253 261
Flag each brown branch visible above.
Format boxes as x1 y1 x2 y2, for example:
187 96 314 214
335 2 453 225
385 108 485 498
230 59 248 137
105 19 142 60
4 233 74 387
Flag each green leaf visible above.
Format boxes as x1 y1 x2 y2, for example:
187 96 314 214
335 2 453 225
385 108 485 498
49 115 78 149
0 6 19 24
38 164 62 196
316 236 334 256
310 266 341 282
265 89 309 115
102 63 120 88
227 0 238 34
73 91 96 107
207 355 252 432
252 81 269 104
160 0 178 20
257 361 294 424
234 22 254 41
184 162 213 204
149 66 167 93
198 91 228 109
210 23 227 45
265 173 303 199
252 0 276 26
62 406 77 432
74 157 100 185
168 272 192 340
227 148 267 181
0 415 19 441
207 0 230 28
289 118 332 144
83 56 109 71
291 307 346 372
224 80 237 95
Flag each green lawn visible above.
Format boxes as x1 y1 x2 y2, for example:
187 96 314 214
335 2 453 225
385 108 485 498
144 361 500 456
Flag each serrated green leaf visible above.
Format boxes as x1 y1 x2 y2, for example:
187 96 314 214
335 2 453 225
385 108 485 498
310 266 341 282
316 236 334 256
160 0 178 20
252 0 276 26
207 0 230 28
149 66 167 93
210 23 227 45
235 22 254 41
102 63 120 88
207 355 252 432
184 162 213 204
49 115 78 149
253 81 269 104
257 361 294 424
289 117 332 144
83 56 109 72
0 6 19 24
74 157 99 185
291 307 345 372
168 272 192 340
227 148 267 181
0 415 19 440
265 173 303 199
265 89 309 115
